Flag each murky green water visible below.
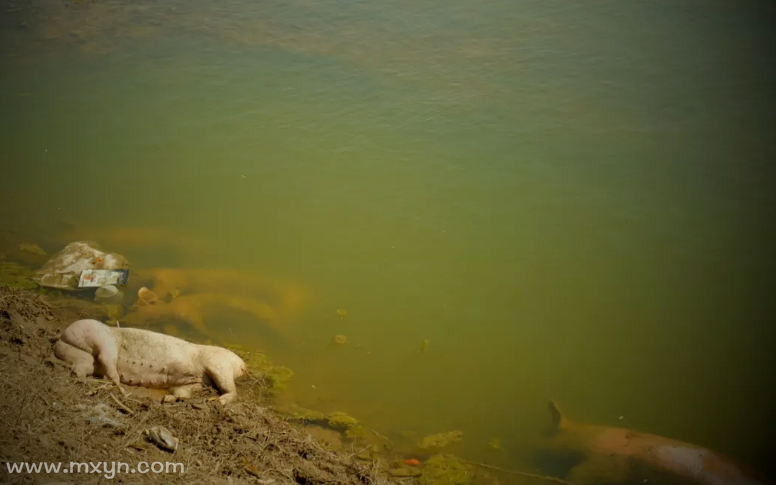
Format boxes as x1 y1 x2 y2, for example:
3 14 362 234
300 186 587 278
2 0 775 478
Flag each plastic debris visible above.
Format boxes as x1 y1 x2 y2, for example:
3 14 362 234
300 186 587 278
85 403 124 429
94 284 124 303
79 269 129 288
145 425 178 452
89 415 121 428
33 241 129 290
136 287 160 306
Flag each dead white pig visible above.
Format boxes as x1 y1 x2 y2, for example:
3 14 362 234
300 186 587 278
54 319 247 404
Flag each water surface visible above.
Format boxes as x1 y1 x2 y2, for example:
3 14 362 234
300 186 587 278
1 0 774 477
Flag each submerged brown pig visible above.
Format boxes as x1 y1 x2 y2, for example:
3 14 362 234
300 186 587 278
54 319 247 404
545 401 769 485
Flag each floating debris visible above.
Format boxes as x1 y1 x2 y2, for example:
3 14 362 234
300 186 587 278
332 334 348 346
137 287 160 306
336 308 347 319
420 339 430 353
33 241 129 290
95 284 123 303
487 438 501 450
79 269 129 288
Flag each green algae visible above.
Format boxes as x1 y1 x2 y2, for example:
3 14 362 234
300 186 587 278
418 431 464 450
327 411 359 429
419 454 471 485
343 424 365 438
275 405 364 438
389 465 423 478
18 242 46 256
326 411 364 437
103 303 124 322
225 344 294 396
0 261 38 289
279 404 328 421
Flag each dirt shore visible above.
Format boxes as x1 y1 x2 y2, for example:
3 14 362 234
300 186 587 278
0 285 398 485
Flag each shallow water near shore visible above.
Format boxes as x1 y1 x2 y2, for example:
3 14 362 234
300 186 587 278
1 0 775 479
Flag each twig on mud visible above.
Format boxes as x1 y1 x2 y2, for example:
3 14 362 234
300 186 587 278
345 445 373 461
365 426 390 444
37 391 50 408
85 382 111 396
369 457 382 485
110 392 135 415
122 394 145 406
444 454 574 485
120 412 150 450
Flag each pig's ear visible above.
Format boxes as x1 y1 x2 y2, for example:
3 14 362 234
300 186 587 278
548 400 570 430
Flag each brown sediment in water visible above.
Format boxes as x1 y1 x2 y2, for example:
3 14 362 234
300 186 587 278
122 292 280 335
131 267 310 320
0 285 393 485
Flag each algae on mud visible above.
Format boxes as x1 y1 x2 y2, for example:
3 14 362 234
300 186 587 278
419 454 473 485
0 260 38 289
102 302 124 322
226 343 295 396
328 410 360 429
18 242 46 256
277 404 368 440
419 430 464 450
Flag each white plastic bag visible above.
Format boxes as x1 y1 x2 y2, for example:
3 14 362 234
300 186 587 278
33 241 129 290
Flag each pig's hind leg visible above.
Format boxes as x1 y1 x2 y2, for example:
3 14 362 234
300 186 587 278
205 365 238 405
54 340 95 379
95 337 127 395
